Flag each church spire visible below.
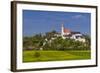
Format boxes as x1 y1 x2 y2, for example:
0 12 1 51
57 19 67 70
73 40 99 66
61 24 64 38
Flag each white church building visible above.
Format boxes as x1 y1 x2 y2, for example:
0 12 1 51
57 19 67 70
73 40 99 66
60 24 86 42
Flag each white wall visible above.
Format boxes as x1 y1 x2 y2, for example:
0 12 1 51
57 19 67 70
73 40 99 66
0 0 99 73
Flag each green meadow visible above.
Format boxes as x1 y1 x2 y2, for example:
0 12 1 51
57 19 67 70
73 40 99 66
23 50 91 62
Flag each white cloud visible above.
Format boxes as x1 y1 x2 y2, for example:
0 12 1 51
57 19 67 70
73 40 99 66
72 15 83 19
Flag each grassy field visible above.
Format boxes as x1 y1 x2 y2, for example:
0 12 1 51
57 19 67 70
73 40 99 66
23 50 91 62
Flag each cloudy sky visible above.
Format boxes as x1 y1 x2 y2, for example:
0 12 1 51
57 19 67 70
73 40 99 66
23 10 91 36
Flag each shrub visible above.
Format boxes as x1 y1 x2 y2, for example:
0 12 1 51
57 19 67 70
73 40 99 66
34 52 40 58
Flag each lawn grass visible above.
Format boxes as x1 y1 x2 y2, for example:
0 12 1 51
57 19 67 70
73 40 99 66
23 50 91 62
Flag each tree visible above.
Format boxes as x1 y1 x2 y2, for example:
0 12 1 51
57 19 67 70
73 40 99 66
23 37 33 50
84 35 91 50
45 30 57 40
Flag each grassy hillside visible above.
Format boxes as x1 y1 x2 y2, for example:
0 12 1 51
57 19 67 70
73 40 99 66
23 50 91 62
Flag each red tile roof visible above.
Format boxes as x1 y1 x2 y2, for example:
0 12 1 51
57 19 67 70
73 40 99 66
64 28 71 33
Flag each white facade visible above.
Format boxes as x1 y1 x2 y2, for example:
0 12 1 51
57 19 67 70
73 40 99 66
71 34 85 42
61 24 64 38
61 24 86 42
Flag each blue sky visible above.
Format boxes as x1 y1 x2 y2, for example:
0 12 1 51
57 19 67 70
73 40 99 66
23 10 91 36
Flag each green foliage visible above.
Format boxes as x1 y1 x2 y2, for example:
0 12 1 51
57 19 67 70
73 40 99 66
23 31 90 51
45 30 57 40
